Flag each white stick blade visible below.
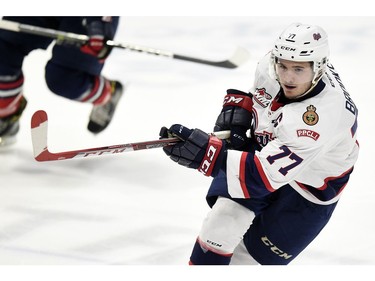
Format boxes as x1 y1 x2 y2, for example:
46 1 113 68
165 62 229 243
229 46 251 67
30 110 49 160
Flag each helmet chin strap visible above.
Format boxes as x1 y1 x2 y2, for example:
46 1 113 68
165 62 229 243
282 73 324 100
270 53 326 100
289 84 314 99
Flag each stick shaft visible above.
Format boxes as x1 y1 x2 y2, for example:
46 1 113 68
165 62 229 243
30 110 230 162
36 138 181 161
0 19 249 68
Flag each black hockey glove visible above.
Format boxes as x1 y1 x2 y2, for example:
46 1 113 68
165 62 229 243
214 89 253 151
81 18 114 61
160 124 227 177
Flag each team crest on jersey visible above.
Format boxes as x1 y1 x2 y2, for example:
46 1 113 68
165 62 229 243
254 88 272 108
302 105 319 126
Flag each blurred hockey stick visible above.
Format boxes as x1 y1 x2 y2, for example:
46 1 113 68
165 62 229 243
31 110 230 162
0 19 250 69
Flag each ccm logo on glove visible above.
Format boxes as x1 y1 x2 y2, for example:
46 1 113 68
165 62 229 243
224 95 244 104
198 136 223 176
223 94 253 110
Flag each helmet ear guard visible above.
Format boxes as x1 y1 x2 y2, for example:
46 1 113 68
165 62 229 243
270 23 330 86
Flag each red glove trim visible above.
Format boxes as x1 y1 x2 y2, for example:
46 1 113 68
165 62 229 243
222 94 253 113
198 136 223 177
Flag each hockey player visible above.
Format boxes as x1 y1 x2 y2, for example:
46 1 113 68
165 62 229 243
0 16 123 146
160 23 359 265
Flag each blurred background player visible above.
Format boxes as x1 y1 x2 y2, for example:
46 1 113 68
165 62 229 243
160 22 359 265
0 16 123 146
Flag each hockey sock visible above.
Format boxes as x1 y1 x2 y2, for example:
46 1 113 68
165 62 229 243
189 239 232 265
79 76 112 105
0 73 24 118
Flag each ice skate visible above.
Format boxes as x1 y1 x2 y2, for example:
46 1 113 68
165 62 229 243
87 80 124 134
0 96 27 147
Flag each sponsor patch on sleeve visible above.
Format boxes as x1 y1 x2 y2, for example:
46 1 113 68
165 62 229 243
296 129 320 141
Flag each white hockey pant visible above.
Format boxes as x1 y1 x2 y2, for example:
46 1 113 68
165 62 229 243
198 196 258 265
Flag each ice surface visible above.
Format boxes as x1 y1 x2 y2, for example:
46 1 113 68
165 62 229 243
0 16 374 279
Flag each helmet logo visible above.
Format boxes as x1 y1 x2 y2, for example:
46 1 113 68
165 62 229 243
303 105 319 126
281 46 296 51
313 33 322 41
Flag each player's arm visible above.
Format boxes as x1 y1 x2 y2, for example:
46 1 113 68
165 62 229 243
160 121 323 199
159 123 275 198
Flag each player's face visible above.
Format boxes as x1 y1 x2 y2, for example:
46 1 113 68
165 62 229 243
275 59 314 99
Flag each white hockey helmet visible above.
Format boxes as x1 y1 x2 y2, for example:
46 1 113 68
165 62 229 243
271 23 330 85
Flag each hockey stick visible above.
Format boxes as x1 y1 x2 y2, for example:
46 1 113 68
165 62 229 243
31 110 230 162
0 19 250 69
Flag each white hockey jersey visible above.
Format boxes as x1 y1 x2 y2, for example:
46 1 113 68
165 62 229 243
224 53 359 205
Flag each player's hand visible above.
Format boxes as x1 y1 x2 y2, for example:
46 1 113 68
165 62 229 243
160 124 226 177
80 20 113 61
214 89 253 151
